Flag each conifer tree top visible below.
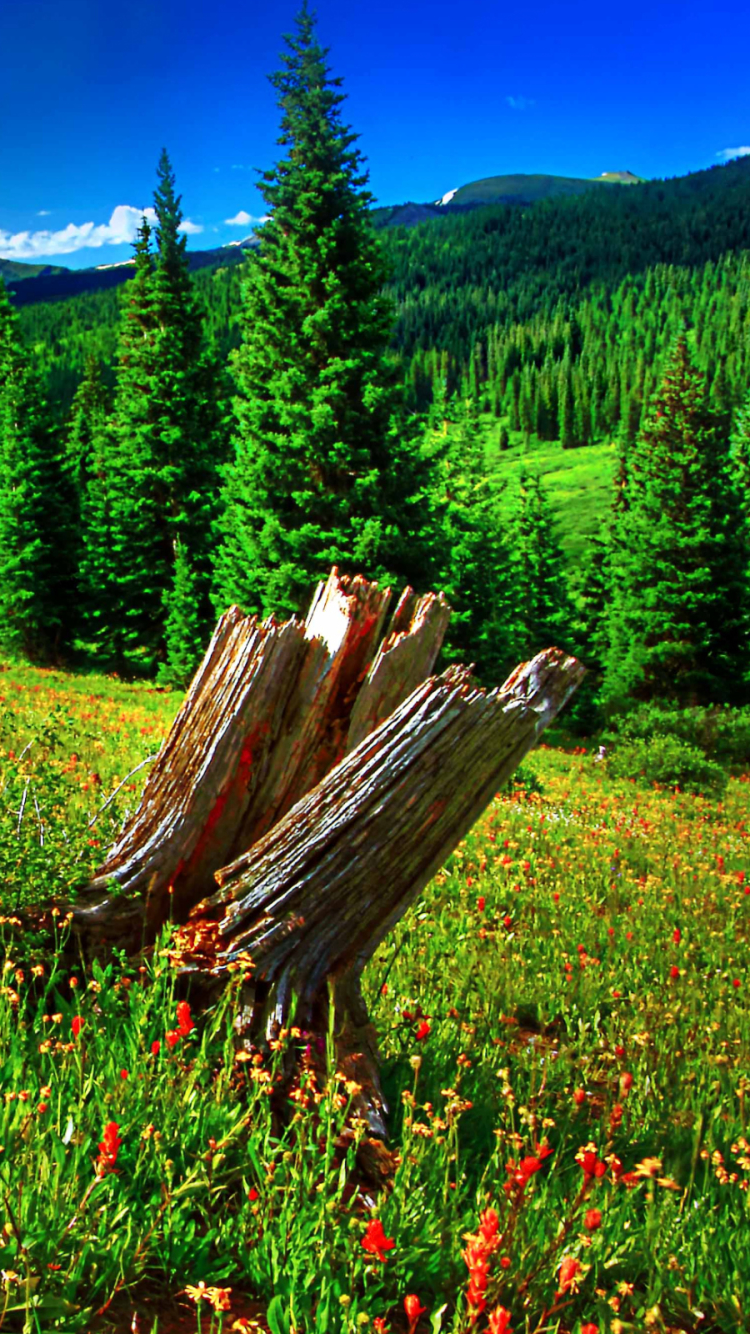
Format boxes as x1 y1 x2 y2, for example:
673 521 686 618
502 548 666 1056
153 149 188 274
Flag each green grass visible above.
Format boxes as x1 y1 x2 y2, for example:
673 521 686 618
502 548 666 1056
484 422 617 562
0 663 749 1332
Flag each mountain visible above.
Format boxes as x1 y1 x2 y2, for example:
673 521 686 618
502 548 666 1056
2 169 644 306
431 171 643 209
0 258 69 284
4 240 251 308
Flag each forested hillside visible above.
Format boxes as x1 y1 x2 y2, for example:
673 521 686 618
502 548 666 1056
15 154 750 432
3 60 750 724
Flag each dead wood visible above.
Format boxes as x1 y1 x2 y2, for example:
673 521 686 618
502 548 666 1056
64 565 583 1167
173 648 585 1138
72 570 450 943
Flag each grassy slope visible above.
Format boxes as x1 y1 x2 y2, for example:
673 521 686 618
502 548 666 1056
1 665 749 1331
483 421 616 562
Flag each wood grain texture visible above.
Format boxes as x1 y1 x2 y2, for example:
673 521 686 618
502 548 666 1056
186 648 585 997
73 569 450 939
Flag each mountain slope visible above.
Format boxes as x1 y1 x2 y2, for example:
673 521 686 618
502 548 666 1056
4 242 248 308
438 171 641 208
0 258 69 284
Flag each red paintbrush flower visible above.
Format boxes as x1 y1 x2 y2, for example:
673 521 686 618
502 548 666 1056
361 1218 395 1263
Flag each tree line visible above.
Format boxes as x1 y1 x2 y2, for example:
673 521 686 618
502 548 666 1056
1 7 749 719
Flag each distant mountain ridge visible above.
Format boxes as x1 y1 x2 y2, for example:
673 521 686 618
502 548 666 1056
0 161 729 310
431 171 644 209
3 242 249 308
0 258 69 283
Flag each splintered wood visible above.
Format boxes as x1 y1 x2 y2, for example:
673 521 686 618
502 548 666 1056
71 565 584 1144
182 651 585 1007
74 569 451 935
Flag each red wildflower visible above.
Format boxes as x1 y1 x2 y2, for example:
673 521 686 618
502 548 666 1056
176 1001 194 1037
151 1039 161 1056
95 1121 122 1178
577 1147 606 1181
573 1087 586 1106
404 1295 426 1333
248 1187 259 1202
415 1020 431 1041
584 1208 602 1231
673 927 681 944
464 1236 491 1313
362 1218 395 1263
581 1325 598 1334
478 1207 499 1246
670 965 680 980
506 1153 545 1191
477 896 486 912
620 1072 633 1094
120 1069 128 1080
71 1015 84 1038
733 978 741 989
165 1029 181 1050
373 1321 389 1334
558 1255 581 1293
488 1309 512 1334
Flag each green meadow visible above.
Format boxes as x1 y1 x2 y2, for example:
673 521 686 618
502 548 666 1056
0 664 747 1333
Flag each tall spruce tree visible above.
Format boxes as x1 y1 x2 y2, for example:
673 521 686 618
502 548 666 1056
66 353 111 503
731 389 750 497
214 6 429 618
90 155 228 677
602 336 749 708
0 280 74 661
509 469 572 661
67 354 111 647
426 394 516 682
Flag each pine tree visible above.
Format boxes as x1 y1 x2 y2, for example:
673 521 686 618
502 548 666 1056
66 354 111 502
94 154 228 675
161 541 206 687
0 280 74 661
67 354 112 646
214 8 430 618
426 395 516 683
509 469 572 660
731 389 750 496
558 360 575 449
602 336 749 708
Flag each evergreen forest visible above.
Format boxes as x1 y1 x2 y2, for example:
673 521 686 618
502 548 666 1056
3 8 750 726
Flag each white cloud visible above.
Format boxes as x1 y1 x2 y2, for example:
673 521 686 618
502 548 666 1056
224 209 253 226
178 218 203 234
0 204 157 259
36 209 51 217
506 95 535 111
716 145 750 162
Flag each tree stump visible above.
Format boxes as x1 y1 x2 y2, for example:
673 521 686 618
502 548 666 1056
171 650 584 1136
73 570 450 942
70 567 584 1156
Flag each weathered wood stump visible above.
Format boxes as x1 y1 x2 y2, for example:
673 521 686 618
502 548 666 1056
71 567 584 1156
73 569 450 942
174 650 584 1136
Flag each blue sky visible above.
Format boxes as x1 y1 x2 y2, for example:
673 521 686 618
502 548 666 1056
2 0 749 270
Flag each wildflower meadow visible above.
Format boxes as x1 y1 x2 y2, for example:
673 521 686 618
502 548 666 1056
0 663 748 1333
